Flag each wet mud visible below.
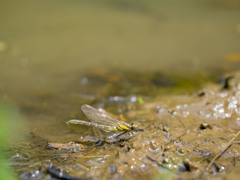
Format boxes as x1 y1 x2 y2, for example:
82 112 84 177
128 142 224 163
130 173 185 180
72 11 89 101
5 70 240 180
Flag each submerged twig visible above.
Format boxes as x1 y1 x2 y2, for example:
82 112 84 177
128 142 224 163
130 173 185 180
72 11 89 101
206 129 240 171
168 111 187 130
165 130 189 146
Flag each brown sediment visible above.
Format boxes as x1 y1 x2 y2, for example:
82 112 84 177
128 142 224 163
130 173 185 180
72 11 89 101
6 70 240 180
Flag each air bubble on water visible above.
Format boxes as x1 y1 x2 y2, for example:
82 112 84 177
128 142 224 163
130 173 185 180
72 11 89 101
219 108 224 114
140 163 146 169
225 113 231 118
235 107 240 115
130 165 135 171
228 101 237 110
236 118 240 126
219 92 228 98
213 103 224 112
182 111 189 117
176 105 181 110
173 165 178 169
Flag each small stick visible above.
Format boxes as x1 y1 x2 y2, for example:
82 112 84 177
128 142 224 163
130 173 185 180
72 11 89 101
206 129 240 171
165 130 189 146
168 111 187 129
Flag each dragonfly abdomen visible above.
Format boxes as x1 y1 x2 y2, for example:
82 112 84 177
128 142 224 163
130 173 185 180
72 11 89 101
66 120 92 126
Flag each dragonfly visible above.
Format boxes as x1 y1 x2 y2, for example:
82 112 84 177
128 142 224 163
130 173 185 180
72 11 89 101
66 104 138 132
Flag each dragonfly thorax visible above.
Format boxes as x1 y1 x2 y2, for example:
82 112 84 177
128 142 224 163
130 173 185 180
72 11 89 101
131 123 137 129
114 122 137 131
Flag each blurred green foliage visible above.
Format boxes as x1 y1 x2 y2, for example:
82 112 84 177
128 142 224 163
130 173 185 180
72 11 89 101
0 103 22 180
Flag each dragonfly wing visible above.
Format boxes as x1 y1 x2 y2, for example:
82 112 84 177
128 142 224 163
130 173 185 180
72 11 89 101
67 119 114 132
98 125 116 132
81 104 121 126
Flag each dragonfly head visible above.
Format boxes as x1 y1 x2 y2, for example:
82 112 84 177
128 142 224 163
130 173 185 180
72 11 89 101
131 123 138 129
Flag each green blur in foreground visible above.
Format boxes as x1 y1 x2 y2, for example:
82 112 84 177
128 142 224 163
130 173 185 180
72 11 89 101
0 104 23 180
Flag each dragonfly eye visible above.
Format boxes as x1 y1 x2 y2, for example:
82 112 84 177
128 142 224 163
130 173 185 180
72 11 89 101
131 123 137 129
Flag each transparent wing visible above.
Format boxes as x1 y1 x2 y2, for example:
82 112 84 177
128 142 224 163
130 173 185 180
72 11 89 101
81 104 121 126
66 119 113 132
